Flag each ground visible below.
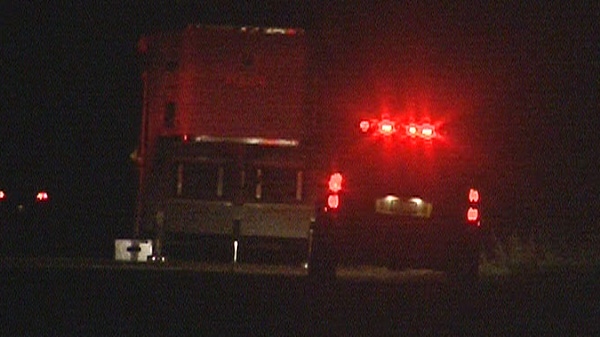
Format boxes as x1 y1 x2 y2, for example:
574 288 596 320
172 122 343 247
1 258 599 336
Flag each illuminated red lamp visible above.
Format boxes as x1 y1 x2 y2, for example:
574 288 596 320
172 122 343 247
327 194 340 209
467 207 479 222
36 191 49 202
421 124 435 139
0 190 5 201
407 125 418 136
378 120 395 136
328 173 343 193
327 173 343 210
469 188 480 203
467 188 481 226
359 120 370 133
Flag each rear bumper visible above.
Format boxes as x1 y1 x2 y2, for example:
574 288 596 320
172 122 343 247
150 200 313 239
156 232 309 265
313 214 480 270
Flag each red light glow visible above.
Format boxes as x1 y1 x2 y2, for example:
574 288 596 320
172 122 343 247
328 173 343 193
421 125 434 138
359 120 370 133
378 120 395 136
36 191 49 202
467 207 479 223
408 125 417 135
405 123 436 139
359 117 440 140
327 194 339 209
0 190 5 201
469 188 480 203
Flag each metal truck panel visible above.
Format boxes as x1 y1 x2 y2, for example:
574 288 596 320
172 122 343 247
141 26 308 148
164 200 235 235
240 203 313 238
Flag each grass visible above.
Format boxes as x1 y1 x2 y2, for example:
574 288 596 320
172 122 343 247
478 227 600 277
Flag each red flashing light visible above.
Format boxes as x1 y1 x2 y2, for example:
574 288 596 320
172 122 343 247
469 188 480 203
327 194 340 209
406 124 436 139
467 207 479 223
359 117 438 140
378 120 395 136
407 125 417 135
328 173 343 193
359 120 370 133
0 190 5 201
36 191 49 202
421 125 434 138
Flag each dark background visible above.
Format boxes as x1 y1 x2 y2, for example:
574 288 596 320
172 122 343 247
1 1 598 257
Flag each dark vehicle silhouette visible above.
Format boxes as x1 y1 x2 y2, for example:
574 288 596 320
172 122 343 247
308 116 482 281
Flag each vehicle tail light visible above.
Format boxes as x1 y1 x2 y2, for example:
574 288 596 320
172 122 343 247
328 173 343 193
468 188 480 203
467 207 479 222
327 194 340 209
0 190 5 201
326 173 343 210
467 188 480 226
36 191 49 202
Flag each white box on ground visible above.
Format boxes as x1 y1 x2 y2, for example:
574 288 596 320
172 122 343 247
115 239 153 262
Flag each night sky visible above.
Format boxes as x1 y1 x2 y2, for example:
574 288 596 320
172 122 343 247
1 2 598 255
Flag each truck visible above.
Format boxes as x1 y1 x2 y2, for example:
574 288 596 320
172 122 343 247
134 24 482 279
308 115 482 280
135 25 319 265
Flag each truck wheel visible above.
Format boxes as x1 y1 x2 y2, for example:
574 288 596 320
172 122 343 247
308 259 336 280
307 229 337 280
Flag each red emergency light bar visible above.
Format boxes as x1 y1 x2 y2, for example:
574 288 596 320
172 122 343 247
359 118 437 140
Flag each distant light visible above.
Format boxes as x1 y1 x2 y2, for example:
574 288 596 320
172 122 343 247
0 190 5 201
409 197 423 205
36 191 49 202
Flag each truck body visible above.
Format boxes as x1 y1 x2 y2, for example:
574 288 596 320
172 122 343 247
135 25 482 276
136 25 317 263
